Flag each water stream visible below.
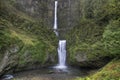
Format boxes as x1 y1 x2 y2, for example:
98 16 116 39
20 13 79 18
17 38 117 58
54 40 67 69
53 1 67 70
53 1 59 36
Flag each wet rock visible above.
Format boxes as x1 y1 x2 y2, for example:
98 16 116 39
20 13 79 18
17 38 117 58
2 74 14 80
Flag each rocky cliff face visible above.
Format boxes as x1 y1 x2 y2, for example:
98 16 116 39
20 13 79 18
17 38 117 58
10 0 81 39
0 0 58 76
13 0 80 28
58 0 81 28
14 0 54 28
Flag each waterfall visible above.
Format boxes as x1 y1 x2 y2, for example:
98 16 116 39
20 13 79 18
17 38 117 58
53 1 67 69
53 1 58 36
56 40 67 69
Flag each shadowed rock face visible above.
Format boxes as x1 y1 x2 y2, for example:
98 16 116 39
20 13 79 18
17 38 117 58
14 0 80 28
12 0 81 39
57 0 81 29
14 0 55 28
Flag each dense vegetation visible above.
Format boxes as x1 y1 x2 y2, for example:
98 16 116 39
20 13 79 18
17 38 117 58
66 0 120 79
67 0 120 61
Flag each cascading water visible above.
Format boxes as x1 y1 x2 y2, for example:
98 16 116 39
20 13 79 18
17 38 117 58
55 40 67 69
53 1 67 69
53 1 58 36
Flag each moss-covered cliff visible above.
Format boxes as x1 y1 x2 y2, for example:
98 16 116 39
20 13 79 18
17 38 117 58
0 0 58 76
66 0 120 68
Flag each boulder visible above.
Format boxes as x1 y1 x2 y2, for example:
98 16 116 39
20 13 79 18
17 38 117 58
0 45 19 76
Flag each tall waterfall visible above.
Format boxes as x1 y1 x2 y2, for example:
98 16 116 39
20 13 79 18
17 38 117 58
53 1 58 36
53 1 67 69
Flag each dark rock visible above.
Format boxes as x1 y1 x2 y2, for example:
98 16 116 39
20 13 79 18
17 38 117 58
68 51 111 68
74 57 111 68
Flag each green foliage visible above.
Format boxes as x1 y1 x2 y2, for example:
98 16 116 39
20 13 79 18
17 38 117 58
0 23 56 66
0 0 58 67
79 0 120 25
0 27 10 48
80 0 108 24
66 0 120 62
102 19 120 57
0 27 19 50
67 1 120 79
107 0 120 20
66 19 105 62
18 42 47 65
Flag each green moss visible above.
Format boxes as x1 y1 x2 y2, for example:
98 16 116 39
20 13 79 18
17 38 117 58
0 22 56 66
66 0 120 63
102 19 120 57
66 19 105 63
0 0 58 67
10 28 38 45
